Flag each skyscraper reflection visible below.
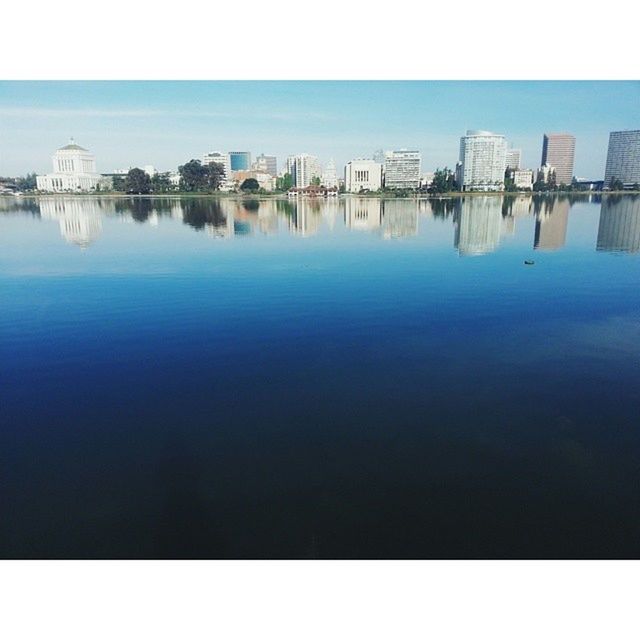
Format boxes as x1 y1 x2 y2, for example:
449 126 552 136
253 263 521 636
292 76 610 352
534 197 570 251
596 196 640 253
381 200 418 239
454 196 503 256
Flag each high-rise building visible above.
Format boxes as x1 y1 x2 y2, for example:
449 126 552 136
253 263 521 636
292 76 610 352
36 138 107 192
344 159 383 192
596 196 640 252
541 133 575 186
290 154 321 188
458 130 507 192
252 154 277 177
322 159 338 188
383 150 421 189
603 130 640 188
229 151 252 171
505 148 522 170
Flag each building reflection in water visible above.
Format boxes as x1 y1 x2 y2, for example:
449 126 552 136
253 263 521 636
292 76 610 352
381 200 418 239
288 199 323 237
597 196 640 253
344 198 382 231
534 197 570 251
39 197 109 248
454 196 503 256
18 195 640 257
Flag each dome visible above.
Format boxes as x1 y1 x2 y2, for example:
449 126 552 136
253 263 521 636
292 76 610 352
58 137 88 152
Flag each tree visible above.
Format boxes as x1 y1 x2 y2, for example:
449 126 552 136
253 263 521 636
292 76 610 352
111 175 126 192
206 162 225 191
311 176 322 186
609 177 624 191
124 168 152 194
151 172 173 193
240 178 260 192
276 173 293 191
16 173 37 191
429 167 456 194
178 159 209 192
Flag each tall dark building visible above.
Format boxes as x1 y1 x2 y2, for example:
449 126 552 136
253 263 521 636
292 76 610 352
541 133 575 186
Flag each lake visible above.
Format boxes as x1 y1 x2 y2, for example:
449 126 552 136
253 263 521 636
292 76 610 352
1 194 639 558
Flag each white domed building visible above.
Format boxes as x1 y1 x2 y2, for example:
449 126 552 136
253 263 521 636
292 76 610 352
37 139 108 192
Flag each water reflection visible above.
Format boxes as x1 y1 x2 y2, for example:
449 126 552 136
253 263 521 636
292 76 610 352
597 195 640 253
3 194 640 257
454 196 502 256
534 198 570 251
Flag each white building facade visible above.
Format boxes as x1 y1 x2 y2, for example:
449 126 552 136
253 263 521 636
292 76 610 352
36 139 107 192
344 159 383 192
322 159 338 188
459 130 507 191
383 150 421 189
512 169 533 190
290 154 321 188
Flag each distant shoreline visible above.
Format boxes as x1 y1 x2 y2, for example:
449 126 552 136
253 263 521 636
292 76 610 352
2 190 638 200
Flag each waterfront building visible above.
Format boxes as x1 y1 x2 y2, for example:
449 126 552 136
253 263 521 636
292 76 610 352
344 159 383 192
541 133 575 186
322 159 338 188
229 151 251 171
233 170 276 191
454 196 503 255
505 148 522 170
511 169 533 190
603 130 640 188
596 196 640 252
383 150 421 189
537 164 556 185
458 130 507 192
252 154 278 177
344 198 382 231
36 139 108 192
290 154 322 188
534 198 570 250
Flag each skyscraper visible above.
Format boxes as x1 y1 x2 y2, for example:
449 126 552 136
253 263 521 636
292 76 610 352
603 130 640 188
505 148 522 170
383 150 421 189
253 154 277 177
290 154 321 188
229 151 252 171
541 133 575 186
458 130 507 192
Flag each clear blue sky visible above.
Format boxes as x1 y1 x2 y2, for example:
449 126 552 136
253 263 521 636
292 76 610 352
1 81 638 178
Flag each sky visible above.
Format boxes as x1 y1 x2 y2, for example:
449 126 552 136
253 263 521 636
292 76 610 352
0 81 638 178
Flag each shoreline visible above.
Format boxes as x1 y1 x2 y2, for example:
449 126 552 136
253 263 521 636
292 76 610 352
2 190 637 200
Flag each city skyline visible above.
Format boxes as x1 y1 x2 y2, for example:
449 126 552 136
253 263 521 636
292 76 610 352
1 81 638 178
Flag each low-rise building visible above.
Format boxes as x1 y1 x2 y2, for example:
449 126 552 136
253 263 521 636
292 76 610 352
344 159 383 192
36 139 109 192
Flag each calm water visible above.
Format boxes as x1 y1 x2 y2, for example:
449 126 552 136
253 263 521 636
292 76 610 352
1 194 640 558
